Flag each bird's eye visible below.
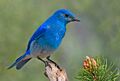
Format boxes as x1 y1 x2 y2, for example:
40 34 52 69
64 14 69 17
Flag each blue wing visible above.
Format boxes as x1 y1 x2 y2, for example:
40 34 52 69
26 25 47 51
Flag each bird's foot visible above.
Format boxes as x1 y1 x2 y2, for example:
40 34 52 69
42 61 53 70
49 60 61 70
44 61 49 67
47 56 61 70
37 56 52 68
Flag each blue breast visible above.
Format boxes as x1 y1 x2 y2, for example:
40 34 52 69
37 23 66 50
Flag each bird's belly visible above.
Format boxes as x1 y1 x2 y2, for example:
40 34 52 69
31 50 53 58
30 41 54 58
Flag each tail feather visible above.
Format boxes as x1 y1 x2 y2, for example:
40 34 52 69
8 51 31 70
8 60 18 69
8 55 26 69
16 58 31 70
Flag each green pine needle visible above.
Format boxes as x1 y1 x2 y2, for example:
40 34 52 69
76 56 120 81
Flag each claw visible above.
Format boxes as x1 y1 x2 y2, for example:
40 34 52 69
44 61 48 67
47 56 61 70
45 61 52 69
54 62 61 70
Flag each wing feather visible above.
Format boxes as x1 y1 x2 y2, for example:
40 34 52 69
26 26 47 51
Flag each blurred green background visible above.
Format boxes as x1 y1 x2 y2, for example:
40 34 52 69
0 0 120 81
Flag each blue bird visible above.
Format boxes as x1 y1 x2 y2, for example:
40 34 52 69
8 9 80 70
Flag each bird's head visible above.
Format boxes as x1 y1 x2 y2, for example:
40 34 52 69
53 9 80 25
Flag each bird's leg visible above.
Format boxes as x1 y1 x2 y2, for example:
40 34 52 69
37 56 48 67
46 56 61 70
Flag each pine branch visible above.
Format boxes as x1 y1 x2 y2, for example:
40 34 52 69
76 56 120 81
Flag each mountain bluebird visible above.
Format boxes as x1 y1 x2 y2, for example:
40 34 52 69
8 9 80 70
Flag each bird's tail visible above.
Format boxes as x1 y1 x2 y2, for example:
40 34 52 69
8 51 31 70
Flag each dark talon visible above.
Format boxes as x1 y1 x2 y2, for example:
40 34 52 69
37 56 47 66
37 56 52 69
46 62 52 69
44 61 49 67
47 56 61 70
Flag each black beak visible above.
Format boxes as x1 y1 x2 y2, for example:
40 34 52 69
73 18 80 22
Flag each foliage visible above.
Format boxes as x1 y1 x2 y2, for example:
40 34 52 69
76 56 120 81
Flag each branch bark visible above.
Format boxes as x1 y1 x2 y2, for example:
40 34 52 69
44 62 68 81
